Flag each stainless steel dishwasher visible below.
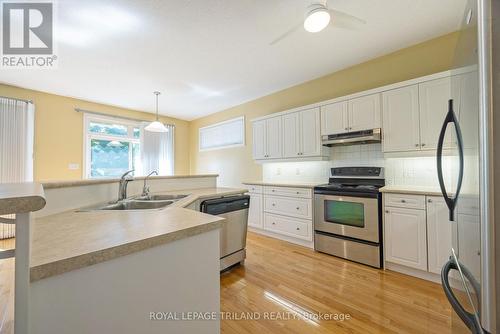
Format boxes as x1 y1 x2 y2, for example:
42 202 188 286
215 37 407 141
200 195 250 271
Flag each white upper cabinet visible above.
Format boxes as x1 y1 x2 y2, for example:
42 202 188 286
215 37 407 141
348 93 381 132
252 119 266 160
382 85 420 152
418 77 453 150
283 107 322 158
320 101 348 135
283 112 300 158
252 117 282 160
426 196 455 274
265 116 282 159
299 108 321 157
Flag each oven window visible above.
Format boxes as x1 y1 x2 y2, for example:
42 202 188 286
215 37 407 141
324 200 365 228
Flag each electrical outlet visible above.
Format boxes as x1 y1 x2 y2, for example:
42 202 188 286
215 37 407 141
276 168 281 175
68 163 79 170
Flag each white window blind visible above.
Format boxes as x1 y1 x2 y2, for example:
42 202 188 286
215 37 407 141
199 116 245 151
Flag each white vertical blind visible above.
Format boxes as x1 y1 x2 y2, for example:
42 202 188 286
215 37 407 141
0 97 35 239
140 123 174 176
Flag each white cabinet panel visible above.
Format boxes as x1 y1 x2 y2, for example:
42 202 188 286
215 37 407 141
264 186 312 199
247 184 263 194
348 93 381 132
426 196 455 274
248 193 263 229
299 108 321 157
264 195 312 220
320 101 348 135
384 207 427 271
419 77 453 150
282 112 300 158
252 120 266 160
382 85 420 152
457 213 481 280
266 117 282 159
384 193 426 210
264 213 312 241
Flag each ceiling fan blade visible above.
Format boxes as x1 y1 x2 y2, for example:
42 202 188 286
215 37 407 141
328 8 366 29
270 22 303 46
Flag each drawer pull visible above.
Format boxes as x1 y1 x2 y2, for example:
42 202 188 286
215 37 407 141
428 199 432 203
296 191 300 194
272 203 276 206
272 189 275 192
296 207 300 210
296 227 300 231
385 210 389 213
272 222 276 225
401 199 406 203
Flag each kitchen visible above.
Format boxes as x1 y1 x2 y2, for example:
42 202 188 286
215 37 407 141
0 0 498 334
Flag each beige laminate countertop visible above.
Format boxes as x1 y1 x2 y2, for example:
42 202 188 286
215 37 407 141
0 183 46 215
243 181 322 189
379 185 445 196
30 187 246 282
41 174 219 189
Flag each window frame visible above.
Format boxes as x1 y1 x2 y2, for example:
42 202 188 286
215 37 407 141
83 113 141 179
198 116 245 152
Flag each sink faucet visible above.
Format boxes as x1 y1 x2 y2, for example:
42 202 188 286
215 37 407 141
142 170 158 196
118 170 134 201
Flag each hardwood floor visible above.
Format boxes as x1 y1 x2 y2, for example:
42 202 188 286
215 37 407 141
0 233 452 334
221 232 452 334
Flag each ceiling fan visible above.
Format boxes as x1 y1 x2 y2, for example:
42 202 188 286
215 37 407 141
270 0 366 45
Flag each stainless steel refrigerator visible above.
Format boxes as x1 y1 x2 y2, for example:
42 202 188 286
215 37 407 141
437 0 498 333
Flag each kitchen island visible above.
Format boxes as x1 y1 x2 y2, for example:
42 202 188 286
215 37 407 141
3 175 247 334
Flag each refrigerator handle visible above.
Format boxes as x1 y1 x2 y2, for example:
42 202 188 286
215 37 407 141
441 258 484 333
436 99 464 221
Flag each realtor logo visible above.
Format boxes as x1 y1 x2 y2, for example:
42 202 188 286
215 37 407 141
1 1 57 68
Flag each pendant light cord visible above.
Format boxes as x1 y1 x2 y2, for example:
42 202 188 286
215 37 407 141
154 91 160 121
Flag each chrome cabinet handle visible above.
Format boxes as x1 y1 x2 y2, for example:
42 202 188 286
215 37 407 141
401 199 406 203
415 144 420 147
296 191 300 194
272 189 275 192
272 222 276 225
385 210 390 213
428 199 432 203
344 127 348 131
272 203 276 206
421 143 426 147
296 207 299 210
296 227 300 231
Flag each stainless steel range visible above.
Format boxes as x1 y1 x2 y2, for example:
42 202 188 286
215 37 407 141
314 167 385 268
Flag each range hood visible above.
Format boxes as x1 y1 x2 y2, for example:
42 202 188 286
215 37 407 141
322 128 381 147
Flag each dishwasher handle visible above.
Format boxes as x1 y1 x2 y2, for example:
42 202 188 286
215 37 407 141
201 195 250 215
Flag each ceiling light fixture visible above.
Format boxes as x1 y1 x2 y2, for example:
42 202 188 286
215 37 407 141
303 4 331 33
145 91 168 133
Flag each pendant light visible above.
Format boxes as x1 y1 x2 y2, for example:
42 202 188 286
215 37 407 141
145 91 168 132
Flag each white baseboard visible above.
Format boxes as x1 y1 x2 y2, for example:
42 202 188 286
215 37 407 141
385 262 441 283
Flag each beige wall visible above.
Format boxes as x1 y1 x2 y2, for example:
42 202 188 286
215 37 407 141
0 85 190 181
189 32 460 187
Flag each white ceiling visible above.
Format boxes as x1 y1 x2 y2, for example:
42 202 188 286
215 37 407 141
0 0 466 120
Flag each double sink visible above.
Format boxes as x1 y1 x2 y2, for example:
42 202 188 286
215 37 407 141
80 194 189 211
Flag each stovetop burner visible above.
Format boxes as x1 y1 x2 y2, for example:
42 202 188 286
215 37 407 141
314 167 385 195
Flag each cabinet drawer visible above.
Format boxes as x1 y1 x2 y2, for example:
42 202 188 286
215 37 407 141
384 193 425 210
246 184 263 194
264 195 312 219
264 213 312 241
264 186 312 199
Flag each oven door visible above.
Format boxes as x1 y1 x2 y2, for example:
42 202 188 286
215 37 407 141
314 193 380 243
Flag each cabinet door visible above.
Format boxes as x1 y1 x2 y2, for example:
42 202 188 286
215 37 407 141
384 207 427 270
348 93 381 132
419 77 453 150
320 101 348 135
382 85 421 152
299 107 321 157
248 193 263 229
252 120 266 159
282 112 300 158
426 196 455 274
266 117 282 159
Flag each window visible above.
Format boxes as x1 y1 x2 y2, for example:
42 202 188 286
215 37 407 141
199 116 245 151
84 114 141 179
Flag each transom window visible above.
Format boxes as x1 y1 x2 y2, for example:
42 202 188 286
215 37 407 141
84 114 141 179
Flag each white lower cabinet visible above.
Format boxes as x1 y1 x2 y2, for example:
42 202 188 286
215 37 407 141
245 184 313 246
384 193 455 279
248 193 263 229
384 206 427 271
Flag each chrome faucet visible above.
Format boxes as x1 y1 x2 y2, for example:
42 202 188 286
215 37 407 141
118 170 134 201
142 170 158 197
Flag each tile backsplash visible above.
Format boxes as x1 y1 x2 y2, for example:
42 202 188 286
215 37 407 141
262 143 458 188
